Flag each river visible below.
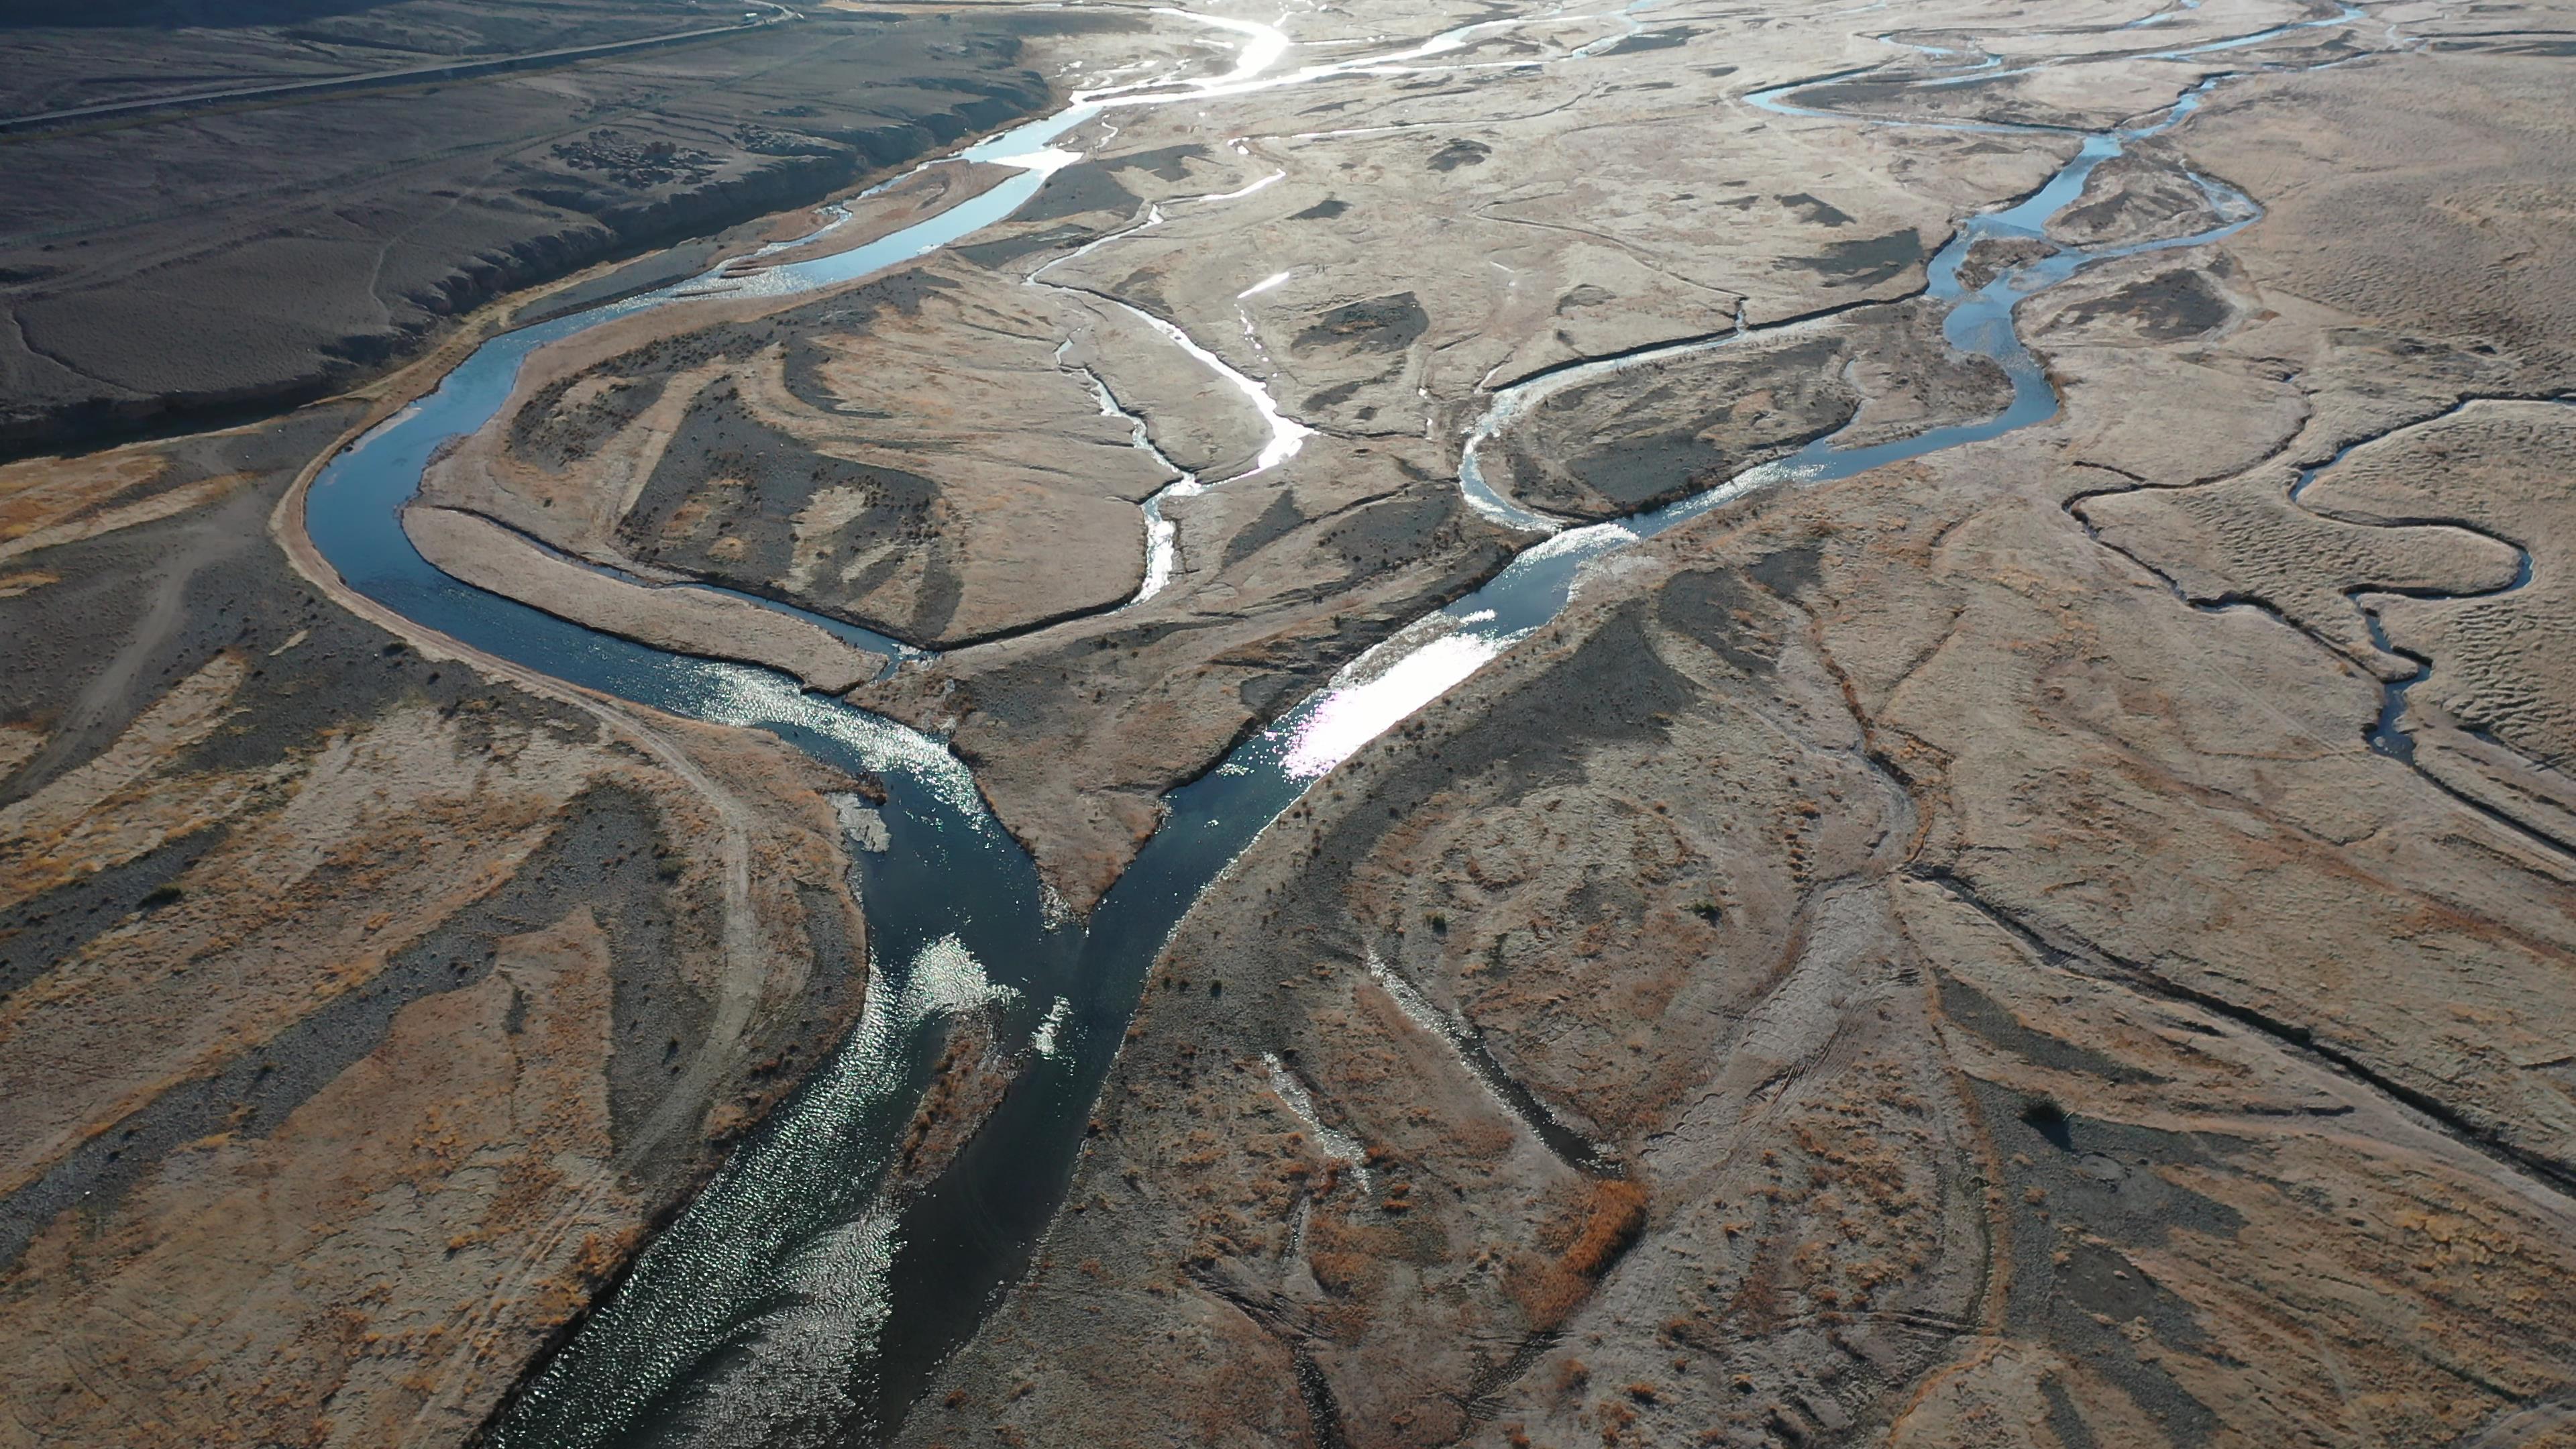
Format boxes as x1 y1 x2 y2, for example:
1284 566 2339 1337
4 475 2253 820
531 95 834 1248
292 0 2364 1440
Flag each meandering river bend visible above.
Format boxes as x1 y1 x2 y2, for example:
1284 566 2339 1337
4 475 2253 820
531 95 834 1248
292 1 2369 1440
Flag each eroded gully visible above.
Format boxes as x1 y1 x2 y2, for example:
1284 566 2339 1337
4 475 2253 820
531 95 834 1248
287 1 2393 1442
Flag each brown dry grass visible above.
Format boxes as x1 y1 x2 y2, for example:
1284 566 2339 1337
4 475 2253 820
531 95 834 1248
1509 1178 1651 1328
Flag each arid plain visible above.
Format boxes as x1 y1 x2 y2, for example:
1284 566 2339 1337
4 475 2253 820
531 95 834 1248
3 0 2575 1444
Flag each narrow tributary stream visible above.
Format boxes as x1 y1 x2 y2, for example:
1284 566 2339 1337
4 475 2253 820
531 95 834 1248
292 3 2373 1442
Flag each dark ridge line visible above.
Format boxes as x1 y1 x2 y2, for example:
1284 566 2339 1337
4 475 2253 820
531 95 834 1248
1181 1265 1351 1447
2457 722 2576 786
1440 1327 1564 1436
1766 580 1945 861
0 66 1057 464
1293 1346 1354 1449
1358 940 1621 1179
411 502 909 684
1469 290 1911 411
0 7 797 137
1663 1305 1982 1353
1421 1188 1654 1446
1740 61 1888 101
1285 482 1415 535
1449 1002 1622 1178
2069 458 2152 486
881 560 1196 655
2447 1387 2576 1449
1911 866 2576 1201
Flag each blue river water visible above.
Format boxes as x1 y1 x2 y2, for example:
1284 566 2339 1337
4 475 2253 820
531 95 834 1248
294 9 2316 1442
